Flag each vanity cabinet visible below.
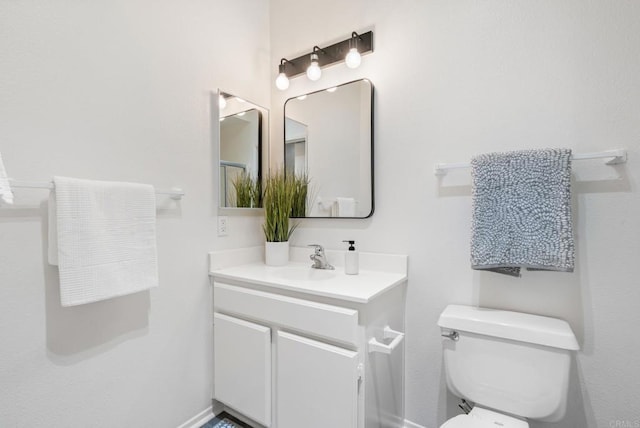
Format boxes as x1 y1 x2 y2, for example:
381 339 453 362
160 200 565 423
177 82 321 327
209 247 407 428
214 307 360 428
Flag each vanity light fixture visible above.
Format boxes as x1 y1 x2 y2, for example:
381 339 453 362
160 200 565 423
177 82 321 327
274 30 373 90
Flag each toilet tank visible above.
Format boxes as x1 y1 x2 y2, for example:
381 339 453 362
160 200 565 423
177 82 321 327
438 305 579 422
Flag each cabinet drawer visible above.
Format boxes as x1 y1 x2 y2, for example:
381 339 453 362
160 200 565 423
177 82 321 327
214 282 359 346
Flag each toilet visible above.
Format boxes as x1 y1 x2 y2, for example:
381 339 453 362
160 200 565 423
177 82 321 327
438 305 580 428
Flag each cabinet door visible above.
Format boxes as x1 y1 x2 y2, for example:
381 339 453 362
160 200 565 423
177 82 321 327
276 331 359 428
214 313 271 427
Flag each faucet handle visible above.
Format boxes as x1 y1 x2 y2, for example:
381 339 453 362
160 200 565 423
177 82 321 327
308 244 324 255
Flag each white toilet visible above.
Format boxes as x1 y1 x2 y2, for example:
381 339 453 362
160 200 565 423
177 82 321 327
438 305 580 428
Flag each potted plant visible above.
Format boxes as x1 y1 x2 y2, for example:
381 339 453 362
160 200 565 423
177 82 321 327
262 169 298 266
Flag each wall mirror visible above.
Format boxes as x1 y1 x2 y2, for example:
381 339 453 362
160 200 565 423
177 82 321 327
284 79 374 218
218 90 268 211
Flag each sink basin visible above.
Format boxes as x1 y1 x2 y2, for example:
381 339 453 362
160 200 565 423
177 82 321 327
271 265 337 281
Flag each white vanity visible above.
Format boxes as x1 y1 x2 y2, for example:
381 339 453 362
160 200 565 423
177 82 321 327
208 246 407 428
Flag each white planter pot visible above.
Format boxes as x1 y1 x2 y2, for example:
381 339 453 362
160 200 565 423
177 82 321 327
265 241 289 266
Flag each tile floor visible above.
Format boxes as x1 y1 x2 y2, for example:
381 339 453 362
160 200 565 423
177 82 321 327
200 412 252 428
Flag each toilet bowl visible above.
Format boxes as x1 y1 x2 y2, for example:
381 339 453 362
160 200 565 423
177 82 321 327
438 305 579 428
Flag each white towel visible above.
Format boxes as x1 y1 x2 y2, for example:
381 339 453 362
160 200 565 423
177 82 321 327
51 176 159 306
0 152 14 205
48 191 59 265
336 197 356 217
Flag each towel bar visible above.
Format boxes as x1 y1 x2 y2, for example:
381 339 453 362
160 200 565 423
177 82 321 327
8 179 185 200
434 148 627 176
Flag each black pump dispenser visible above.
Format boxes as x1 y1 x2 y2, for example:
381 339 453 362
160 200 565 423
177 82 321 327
343 240 359 274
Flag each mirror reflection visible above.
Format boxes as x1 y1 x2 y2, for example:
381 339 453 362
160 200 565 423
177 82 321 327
284 79 373 218
219 91 267 209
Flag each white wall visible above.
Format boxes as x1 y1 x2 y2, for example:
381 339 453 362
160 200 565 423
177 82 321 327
270 1 640 428
0 1 269 426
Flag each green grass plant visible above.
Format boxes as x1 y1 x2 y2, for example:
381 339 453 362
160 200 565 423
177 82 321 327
262 169 297 242
232 171 261 208
290 173 310 217
232 171 252 208
251 175 262 208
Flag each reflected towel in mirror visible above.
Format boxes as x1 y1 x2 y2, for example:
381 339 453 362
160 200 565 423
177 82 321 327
336 197 357 217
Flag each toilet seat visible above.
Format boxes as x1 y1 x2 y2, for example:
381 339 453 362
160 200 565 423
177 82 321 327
440 407 529 428
440 414 495 428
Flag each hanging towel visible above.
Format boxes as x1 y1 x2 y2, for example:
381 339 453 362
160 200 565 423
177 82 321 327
470 149 574 277
0 152 14 205
51 176 158 306
336 197 356 217
48 190 59 265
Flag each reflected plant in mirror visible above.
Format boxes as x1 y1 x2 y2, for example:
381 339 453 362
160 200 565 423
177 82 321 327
284 79 373 218
291 173 311 217
218 90 269 210
231 171 261 208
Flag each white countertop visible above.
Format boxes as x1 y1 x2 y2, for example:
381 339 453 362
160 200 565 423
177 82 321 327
210 260 407 304
209 246 408 303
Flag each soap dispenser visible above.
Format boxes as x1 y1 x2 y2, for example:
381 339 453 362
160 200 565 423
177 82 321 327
343 240 359 275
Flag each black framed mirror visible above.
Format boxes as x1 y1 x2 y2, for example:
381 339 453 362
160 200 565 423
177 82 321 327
284 79 374 218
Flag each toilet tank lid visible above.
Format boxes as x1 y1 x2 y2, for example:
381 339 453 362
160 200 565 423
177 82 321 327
438 305 579 350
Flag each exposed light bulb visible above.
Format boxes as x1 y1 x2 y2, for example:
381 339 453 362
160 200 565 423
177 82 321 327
345 48 362 69
219 95 226 110
275 60 291 90
306 53 321 81
275 72 290 90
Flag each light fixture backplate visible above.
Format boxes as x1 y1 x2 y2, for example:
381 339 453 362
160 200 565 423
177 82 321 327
281 31 373 78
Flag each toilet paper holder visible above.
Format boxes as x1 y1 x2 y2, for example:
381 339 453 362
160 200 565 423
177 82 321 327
368 326 405 354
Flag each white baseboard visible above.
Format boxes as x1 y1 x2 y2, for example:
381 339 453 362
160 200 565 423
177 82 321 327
404 418 428 428
176 406 214 428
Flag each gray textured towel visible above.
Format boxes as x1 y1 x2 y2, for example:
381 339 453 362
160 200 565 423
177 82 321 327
471 148 575 277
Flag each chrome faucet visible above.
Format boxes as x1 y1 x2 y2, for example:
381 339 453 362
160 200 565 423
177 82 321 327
308 244 335 270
